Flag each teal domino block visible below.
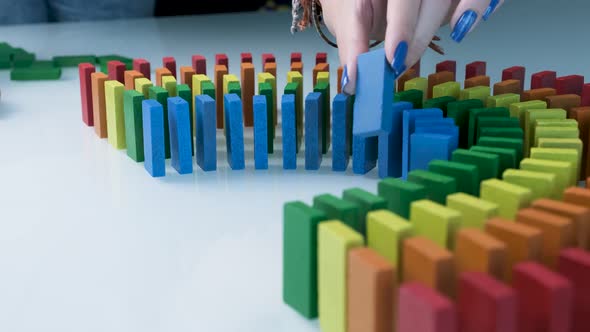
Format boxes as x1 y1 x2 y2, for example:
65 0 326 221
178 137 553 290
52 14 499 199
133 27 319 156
378 178 427 219
470 145 517 175
428 160 480 196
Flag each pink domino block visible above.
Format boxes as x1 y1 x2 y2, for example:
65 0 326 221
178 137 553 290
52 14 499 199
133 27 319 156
512 262 573 332
291 52 302 64
163 56 176 78
78 63 95 126
465 61 486 79
192 55 207 75
457 272 517 332
502 66 526 91
436 60 457 77
240 52 252 63
531 70 557 89
107 60 125 83
396 282 457 332
262 53 275 68
582 83 590 107
133 58 151 79
556 75 585 95
558 248 590 332
315 52 327 65
215 54 229 71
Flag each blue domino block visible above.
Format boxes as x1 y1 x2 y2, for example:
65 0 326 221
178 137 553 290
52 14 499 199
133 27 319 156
224 94 245 170
253 95 269 170
282 94 297 169
414 118 456 129
378 101 413 178
332 93 352 171
353 134 378 174
414 124 459 154
195 95 217 171
409 133 454 172
401 108 444 178
352 48 394 136
142 99 165 177
305 92 323 170
167 97 193 174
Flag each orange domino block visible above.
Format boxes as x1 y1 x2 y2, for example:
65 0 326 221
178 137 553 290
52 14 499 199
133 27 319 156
291 61 303 74
493 79 522 96
521 88 556 102
214 64 228 129
427 71 455 99
464 75 490 89
124 70 143 90
587 178 590 188
180 66 195 88
263 62 277 78
564 187 590 209
241 62 255 127
397 68 417 92
91 72 108 138
546 94 581 111
485 218 542 281
347 248 397 332
454 229 507 280
402 237 455 298
516 208 576 268
568 107 590 179
313 62 329 87
337 66 343 94
155 67 172 87
532 198 590 250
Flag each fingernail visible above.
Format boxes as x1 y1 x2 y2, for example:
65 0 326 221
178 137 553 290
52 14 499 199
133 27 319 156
341 66 350 93
391 41 408 78
483 0 499 20
451 10 478 43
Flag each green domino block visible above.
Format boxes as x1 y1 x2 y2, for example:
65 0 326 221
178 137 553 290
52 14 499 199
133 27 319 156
97 54 133 73
366 209 413 268
377 178 427 219
0 54 10 69
428 160 479 196
394 89 423 108
486 93 521 108
201 81 216 100
530 147 579 186
177 84 195 155
480 179 532 220
459 86 490 104
52 55 97 67
452 148 500 181
283 201 327 319
313 194 361 234
477 137 524 164
228 81 241 97
28 60 58 69
162 75 177 97
478 117 521 130
405 77 428 101
467 107 510 147
520 158 571 199
318 221 363 332
407 170 457 205
534 126 579 146
536 119 578 128
259 82 275 153
123 90 145 162
12 51 35 68
502 169 556 201
314 82 331 154
423 96 456 116
509 100 547 126
342 188 387 236
285 82 303 152
524 108 567 157
410 199 462 249
148 86 171 159
537 138 583 181
433 81 461 99
478 127 524 140
470 145 517 174
10 67 61 80
447 193 498 229
447 99 484 148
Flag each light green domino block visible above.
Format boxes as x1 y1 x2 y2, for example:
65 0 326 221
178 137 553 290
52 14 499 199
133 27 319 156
433 81 460 99
480 179 532 220
318 221 364 332
502 169 556 201
317 72 330 85
342 188 387 236
537 138 583 181
162 75 177 97
530 147 580 186
534 126 579 146
509 100 547 126
105 80 126 149
404 77 428 101
446 192 498 229
523 108 566 156
366 210 413 268
459 86 490 104
536 119 579 128
134 77 153 99
410 199 462 249
486 93 521 108
520 158 571 199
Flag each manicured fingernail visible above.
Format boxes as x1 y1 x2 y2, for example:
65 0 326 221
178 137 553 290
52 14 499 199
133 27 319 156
483 0 499 20
341 66 350 93
391 41 408 78
451 10 478 43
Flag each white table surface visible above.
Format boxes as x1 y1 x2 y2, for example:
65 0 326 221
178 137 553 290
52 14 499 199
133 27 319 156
0 2 589 331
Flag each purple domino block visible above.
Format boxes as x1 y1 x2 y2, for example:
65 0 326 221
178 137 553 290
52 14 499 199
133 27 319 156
401 108 444 178
378 101 413 178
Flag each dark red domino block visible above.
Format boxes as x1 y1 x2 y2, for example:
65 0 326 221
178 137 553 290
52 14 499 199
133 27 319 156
457 272 517 332
512 262 573 332
240 52 252 63
466 61 486 80
315 52 327 65
436 60 457 77
262 53 275 68
133 58 151 80
556 75 585 95
291 52 302 64
502 66 526 92
558 248 590 332
162 56 176 79
411 59 421 76
192 55 207 75
582 84 590 106
396 282 456 332
531 70 557 89
78 63 95 127
215 54 229 71
107 60 125 83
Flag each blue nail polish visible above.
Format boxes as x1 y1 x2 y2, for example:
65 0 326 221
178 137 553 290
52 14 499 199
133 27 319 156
391 41 408 78
483 0 499 20
451 10 478 43
341 66 349 93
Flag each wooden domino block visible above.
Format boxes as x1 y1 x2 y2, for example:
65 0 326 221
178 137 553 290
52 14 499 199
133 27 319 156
333 94 353 172
558 248 590 332
428 71 455 99
312 62 329 89
493 79 522 96
240 62 255 127
142 99 165 177
352 134 378 174
179 66 195 88
287 71 304 148
291 61 303 74
546 94 581 111
471 146 517 175
480 179 532 220
261 53 275 68
215 53 228 71
123 70 142 90
447 99 484 148
564 187 590 209
568 106 590 178
162 56 176 78
105 80 126 149
410 199 461 249
531 70 556 89
195 95 216 171
410 133 457 172
191 55 206 75
314 81 331 154
264 62 277 78
258 72 277 129
132 58 150 79
148 86 171 159
509 100 547 127
305 92 323 170
452 149 499 182
520 159 570 199
214 65 228 129
582 83 590 106
521 87 556 102
223 94 245 170
161 75 177 97
467 107 510 148
464 75 490 89
502 169 555 201
465 61 486 79
396 282 456 332
313 193 360 235
377 177 426 219
429 160 479 196
316 52 327 64
284 82 302 154
532 199 590 250
282 94 296 170
556 74 584 95
107 60 125 83
530 147 579 186
366 209 412 267
486 93 520 109
134 78 152 99
78 63 95 126
253 95 268 170
447 192 497 229
433 81 460 99
379 102 412 178
91 72 108 138
408 170 457 205
455 229 507 279
402 108 443 177
436 60 456 76
258 82 274 154
459 86 490 104
523 108 566 156
337 66 343 94
341 188 386 236
175 84 194 154
123 90 144 162
290 52 302 64
501 66 525 91
167 97 192 174
240 52 252 63
396 68 417 92
402 237 455 297
155 67 172 87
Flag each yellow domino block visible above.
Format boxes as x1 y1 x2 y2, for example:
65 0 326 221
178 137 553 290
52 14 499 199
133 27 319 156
433 81 460 99
404 77 428 101
509 100 547 126
480 179 532 220
537 138 583 182
319 221 364 332
410 199 462 249
523 108 567 156
502 169 556 201
223 74 239 95
530 147 579 186
287 71 304 143
446 192 498 229
459 86 490 104
258 72 277 126
162 75 177 97
534 126 579 147
366 210 413 268
486 93 520 108
317 71 330 85
105 80 126 149
134 77 153 99
520 158 571 199
192 74 211 96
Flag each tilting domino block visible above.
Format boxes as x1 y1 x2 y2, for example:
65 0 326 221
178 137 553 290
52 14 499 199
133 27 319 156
558 248 590 332
123 90 144 162
223 94 245 170
91 72 108 138
195 95 216 171
447 192 498 229
191 55 206 75
78 63 95 126
532 198 590 250
503 169 555 201
149 86 171 158
168 97 193 174
378 178 426 219
410 199 461 248
332 94 353 172
480 179 532 220
162 56 176 78
282 94 296 170
133 58 150 79
105 80 126 149
142 99 165 177
402 237 455 297
396 283 456 332
253 95 268 170
455 229 506 279
378 102 412 178
107 60 125 83
366 209 413 266
313 194 361 234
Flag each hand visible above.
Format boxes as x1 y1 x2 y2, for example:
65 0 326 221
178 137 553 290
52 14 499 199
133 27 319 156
318 0 505 94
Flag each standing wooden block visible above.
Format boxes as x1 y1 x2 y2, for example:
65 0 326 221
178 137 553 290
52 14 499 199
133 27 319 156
396 283 456 332
195 95 216 171
291 61 303 74
532 198 590 250
107 60 125 83
240 52 252 63
480 179 532 220
520 159 570 199
377 177 426 219
290 52 302 64
502 169 556 201
457 272 517 332
366 209 412 267
465 61 486 79
531 147 579 186
564 187 590 209
287 71 304 150
347 248 396 332
556 75 584 95
133 58 150 79
313 194 361 234
161 75 178 98
214 65 228 129
313 62 329 88
337 66 343 94
316 52 327 64
408 170 457 205
582 83 590 106
123 70 143 90
546 94 581 111
502 66 525 91
142 99 165 177
179 66 195 88
134 78 153 100
455 229 506 279
258 72 277 129
314 81 331 154
91 72 108 138
318 221 364 332
428 71 455 99
263 61 277 78
176 84 194 154
352 134 379 174
105 80 126 149
402 237 455 297
167 97 192 174
521 87 556 102
411 60 421 76
123 90 144 162
253 95 268 169
569 106 590 178
446 192 497 228
155 67 172 87
162 56 176 78
78 63 95 126
259 82 274 153
531 70 556 89
215 53 228 71
261 53 275 69
282 94 296 169
436 60 456 76
558 248 590 332
396 68 417 92
240 62 255 127
378 102 412 178
223 94 245 170
464 75 490 89
191 55 206 75
512 262 573 332
148 86 171 159
284 82 302 153
493 79 522 95
305 93 323 170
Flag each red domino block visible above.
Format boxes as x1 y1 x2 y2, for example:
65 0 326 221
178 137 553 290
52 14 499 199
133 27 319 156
78 63 95 127
436 60 457 77
162 56 176 78
133 58 151 80
240 52 252 63
315 52 327 65
531 70 557 89
502 66 526 92
512 262 573 332
215 54 229 71
465 61 486 80
556 75 584 95
291 52 302 64
262 53 275 69
581 84 590 106
396 283 456 332
107 60 125 83
457 272 517 332
558 248 590 332
192 55 207 75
